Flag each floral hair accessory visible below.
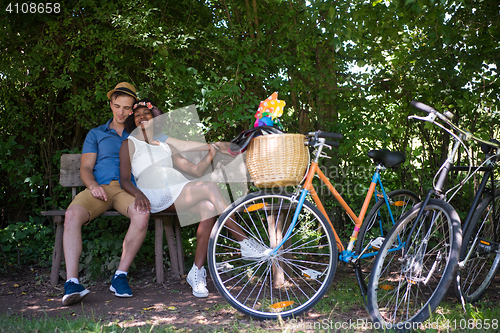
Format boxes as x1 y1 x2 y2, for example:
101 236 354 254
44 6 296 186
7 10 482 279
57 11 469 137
133 101 154 110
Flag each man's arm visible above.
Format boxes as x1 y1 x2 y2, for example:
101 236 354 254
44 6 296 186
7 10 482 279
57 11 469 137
80 153 108 201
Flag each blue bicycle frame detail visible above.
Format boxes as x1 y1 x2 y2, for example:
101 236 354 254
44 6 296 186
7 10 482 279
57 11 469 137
270 189 309 255
271 166 406 261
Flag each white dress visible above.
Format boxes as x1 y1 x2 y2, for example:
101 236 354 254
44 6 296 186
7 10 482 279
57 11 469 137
127 136 190 213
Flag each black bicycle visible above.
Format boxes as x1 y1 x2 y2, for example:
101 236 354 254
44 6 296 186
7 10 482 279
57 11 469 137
366 101 500 331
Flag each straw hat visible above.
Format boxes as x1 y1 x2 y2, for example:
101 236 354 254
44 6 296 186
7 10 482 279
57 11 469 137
106 82 137 100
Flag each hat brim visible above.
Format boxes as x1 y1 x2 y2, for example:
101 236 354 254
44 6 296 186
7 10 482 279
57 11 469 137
107 87 138 100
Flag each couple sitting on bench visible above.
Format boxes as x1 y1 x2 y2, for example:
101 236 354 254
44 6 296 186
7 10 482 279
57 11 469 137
62 82 265 306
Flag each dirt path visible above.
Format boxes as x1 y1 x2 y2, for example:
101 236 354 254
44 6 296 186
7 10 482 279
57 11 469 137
0 264 368 332
1 264 499 332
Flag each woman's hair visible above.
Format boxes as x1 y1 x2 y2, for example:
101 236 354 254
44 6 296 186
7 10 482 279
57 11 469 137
125 98 165 134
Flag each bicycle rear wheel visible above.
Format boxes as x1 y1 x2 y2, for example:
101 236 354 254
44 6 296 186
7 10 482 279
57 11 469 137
455 189 500 303
355 189 420 296
207 190 338 320
366 199 461 331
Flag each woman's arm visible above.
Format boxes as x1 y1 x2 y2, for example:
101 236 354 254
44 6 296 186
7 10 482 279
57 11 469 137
170 143 216 178
166 137 231 155
119 140 151 214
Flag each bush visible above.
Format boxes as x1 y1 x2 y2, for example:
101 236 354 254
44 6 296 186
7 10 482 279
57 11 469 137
0 217 53 270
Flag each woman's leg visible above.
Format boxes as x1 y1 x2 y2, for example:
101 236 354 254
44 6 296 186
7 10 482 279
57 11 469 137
170 182 247 243
185 200 217 268
172 182 229 215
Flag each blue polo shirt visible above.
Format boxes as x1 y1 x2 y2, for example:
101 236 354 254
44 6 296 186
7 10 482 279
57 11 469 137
82 119 170 185
82 119 130 185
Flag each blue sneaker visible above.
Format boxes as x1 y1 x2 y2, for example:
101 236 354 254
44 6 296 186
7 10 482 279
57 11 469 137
62 281 90 306
110 274 132 297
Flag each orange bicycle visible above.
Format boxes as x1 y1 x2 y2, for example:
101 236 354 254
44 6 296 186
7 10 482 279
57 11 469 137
207 131 419 319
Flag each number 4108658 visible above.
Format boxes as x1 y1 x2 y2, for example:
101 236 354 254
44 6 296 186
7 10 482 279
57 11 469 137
6 3 60 14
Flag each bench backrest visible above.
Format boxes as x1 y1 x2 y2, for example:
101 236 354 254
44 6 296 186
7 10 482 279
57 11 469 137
60 152 250 198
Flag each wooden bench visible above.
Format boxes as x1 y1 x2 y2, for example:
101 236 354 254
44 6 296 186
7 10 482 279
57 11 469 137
41 152 250 286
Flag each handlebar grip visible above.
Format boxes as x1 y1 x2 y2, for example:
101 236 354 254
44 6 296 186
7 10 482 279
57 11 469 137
317 131 343 140
325 140 340 147
411 100 436 114
481 139 500 154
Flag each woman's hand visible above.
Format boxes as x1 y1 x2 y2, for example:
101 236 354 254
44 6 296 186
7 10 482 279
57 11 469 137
209 143 217 159
134 192 151 214
213 141 231 155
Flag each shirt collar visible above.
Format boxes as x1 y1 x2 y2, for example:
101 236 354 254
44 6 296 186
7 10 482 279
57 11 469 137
104 118 113 131
104 118 130 137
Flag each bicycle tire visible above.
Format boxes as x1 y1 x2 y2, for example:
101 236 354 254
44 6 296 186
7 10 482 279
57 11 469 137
207 189 338 320
355 189 420 296
455 189 500 303
366 199 462 331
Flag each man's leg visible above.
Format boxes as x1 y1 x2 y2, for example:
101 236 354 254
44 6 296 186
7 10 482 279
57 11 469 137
110 186 149 297
61 205 92 306
118 203 150 272
62 189 111 306
63 205 89 280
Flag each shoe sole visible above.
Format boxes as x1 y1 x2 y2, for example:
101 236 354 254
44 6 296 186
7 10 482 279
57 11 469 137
62 289 90 306
186 277 209 298
109 285 133 297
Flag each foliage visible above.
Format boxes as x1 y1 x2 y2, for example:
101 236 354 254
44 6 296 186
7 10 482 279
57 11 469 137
1 0 499 270
0 217 53 269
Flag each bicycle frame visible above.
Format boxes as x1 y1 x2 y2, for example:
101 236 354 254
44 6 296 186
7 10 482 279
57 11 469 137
271 138 401 263
405 101 500 263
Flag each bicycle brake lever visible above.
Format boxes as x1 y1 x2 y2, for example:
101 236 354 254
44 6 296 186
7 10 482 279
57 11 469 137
319 152 331 159
408 113 437 123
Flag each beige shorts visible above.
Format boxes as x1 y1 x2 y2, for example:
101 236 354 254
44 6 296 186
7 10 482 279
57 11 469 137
68 180 135 221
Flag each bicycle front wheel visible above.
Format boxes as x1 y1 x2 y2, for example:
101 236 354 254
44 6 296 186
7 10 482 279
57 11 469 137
207 190 338 320
355 189 420 296
455 189 500 303
366 199 462 331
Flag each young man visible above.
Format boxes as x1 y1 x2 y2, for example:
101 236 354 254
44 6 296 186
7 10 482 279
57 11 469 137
62 82 150 306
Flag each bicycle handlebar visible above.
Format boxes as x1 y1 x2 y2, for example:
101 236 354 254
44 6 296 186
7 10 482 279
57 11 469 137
410 100 500 149
411 100 436 114
325 140 340 147
306 130 342 148
317 131 343 140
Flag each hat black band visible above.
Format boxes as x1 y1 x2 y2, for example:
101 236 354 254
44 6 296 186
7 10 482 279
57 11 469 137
115 87 137 97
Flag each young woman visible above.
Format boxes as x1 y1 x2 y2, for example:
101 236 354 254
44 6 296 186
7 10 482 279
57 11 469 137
119 99 264 298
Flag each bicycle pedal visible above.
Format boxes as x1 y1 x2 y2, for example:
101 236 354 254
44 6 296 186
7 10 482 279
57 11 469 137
406 277 424 284
370 237 385 249
216 262 234 272
302 269 322 279
477 239 500 255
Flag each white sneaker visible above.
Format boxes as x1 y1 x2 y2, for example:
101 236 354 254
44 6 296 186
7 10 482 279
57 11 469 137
239 238 267 260
186 265 209 298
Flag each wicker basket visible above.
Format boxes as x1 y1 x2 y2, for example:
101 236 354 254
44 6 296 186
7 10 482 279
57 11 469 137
246 133 309 188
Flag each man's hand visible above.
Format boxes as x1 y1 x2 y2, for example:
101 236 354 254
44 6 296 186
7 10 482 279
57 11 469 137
89 184 108 201
134 192 151 215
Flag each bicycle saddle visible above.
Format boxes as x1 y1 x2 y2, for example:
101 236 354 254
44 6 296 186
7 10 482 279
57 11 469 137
367 149 406 169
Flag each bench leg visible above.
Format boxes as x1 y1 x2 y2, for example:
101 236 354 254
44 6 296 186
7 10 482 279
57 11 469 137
155 218 165 284
51 216 64 286
164 216 184 278
174 220 185 276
